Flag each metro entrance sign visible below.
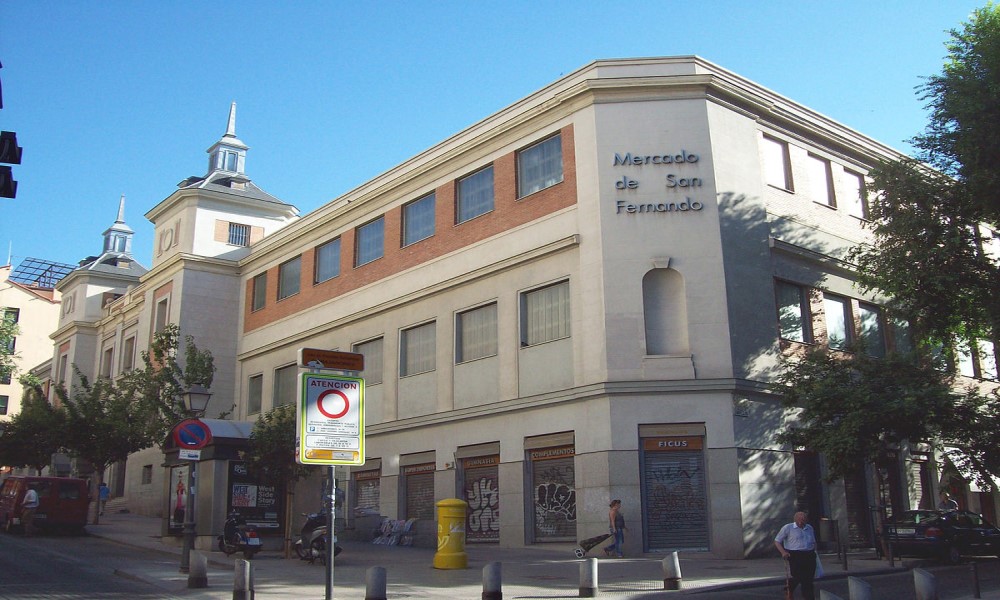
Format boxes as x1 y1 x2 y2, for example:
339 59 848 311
296 372 365 465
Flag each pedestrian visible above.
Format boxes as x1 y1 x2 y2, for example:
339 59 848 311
21 484 39 537
603 499 626 558
937 490 958 511
774 511 817 600
99 482 110 515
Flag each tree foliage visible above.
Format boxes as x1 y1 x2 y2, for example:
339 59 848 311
245 404 314 485
776 345 957 482
0 391 65 474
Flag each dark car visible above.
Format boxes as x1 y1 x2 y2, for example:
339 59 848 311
885 509 1000 563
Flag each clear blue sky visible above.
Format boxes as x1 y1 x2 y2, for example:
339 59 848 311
0 1 985 270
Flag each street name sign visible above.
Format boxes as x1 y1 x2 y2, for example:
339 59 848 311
296 373 365 465
298 348 365 372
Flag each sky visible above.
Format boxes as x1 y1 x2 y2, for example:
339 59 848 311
0 1 986 271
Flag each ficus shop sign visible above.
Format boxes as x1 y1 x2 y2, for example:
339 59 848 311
612 151 705 214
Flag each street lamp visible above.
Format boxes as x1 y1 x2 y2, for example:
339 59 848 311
178 384 212 575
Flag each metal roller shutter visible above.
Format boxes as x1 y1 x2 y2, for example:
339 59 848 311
463 456 500 543
641 437 709 552
530 447 576 541
403 464 435 521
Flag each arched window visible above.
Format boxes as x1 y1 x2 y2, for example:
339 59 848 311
642 268 689 355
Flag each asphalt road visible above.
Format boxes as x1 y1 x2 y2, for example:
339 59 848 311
691 557 1000 599
0 530 184 599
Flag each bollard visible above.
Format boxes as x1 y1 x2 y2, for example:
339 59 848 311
820 590 845 600
848 576 872 600
233 559 254 600
483 561 502 600
579 557 599 598
662 551 682 590
188 550 209 588
433 498 468 569
365 566 387 600
971 562 981 599
913 568 938 600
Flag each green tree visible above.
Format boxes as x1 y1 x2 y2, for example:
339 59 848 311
0 393 65 474
245 404 316 557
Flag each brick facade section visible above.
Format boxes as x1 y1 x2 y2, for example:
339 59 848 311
245 125 577 332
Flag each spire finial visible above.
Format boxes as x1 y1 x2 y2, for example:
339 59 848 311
225 102 237 138
116 194 126 224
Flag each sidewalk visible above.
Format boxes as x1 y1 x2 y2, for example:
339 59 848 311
86 510 989 599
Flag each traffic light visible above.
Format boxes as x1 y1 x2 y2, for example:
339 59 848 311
0 60 21 198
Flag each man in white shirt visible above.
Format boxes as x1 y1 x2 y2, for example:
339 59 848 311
21 485 39 537
774 511 817 600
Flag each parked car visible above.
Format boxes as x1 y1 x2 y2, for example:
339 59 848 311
0 476 91 534
885 509 1000 563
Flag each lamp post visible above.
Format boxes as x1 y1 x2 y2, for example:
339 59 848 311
178 385 212 575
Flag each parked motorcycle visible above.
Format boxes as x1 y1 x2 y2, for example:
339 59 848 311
217 510 262 559
294 510 342 564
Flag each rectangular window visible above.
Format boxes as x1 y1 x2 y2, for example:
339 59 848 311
273 364 297 407
521 280 571 346
843 171 868 219
3 308 19 323
154 298 169 333
228 222 251 246
0 372 9 385
456 303 498 363
518 134 563 197
314 238 341 284
353 337 384 385
247 374 263 415
403 193 435 246
122 336 136 372
457 166 494 223
763 135 793 190
100 347 114 378
0 395 8 415
858 303 886 358
776 281 811 343
805 154 835 207
252 272 267 311
278 256 302 300
58 354 69 384
355 217 385 267
141 465 153 485
979 339 997 380
891 317 913 354
957 338 976 377
400 322 436 377
823 294 852 350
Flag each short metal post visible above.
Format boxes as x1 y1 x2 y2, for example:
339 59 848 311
188 550 208 588
662 551 682 590
913 568 937 600
848 576 872 600
365 566 387 600
971 562 981 599
579 557 598 597
482 561 502 600
233 559 254 600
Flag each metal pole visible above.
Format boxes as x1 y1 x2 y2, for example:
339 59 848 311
180 462 196 573
325 466 335 600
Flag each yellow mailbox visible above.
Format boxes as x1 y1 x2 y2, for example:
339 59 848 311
433 498 468 569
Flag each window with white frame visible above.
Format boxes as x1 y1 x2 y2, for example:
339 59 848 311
228 222 251 246
252 272 267 311
456 303 498 363
278 256 302 300
400 322 436 377
805 154 835 207
100 347 114 378
247 374 263 415
273 364 297 407
154 298 169 333
353 337 384 385
355 217 385 267
776 281 811 343
843 171 868 219
122 336 136 372
518 134 563 197
858 303 886 358
457 166 494 223
403 193 435 246
314 238 341 284
823 294 852 350
521 280 571 346
762 135 793 190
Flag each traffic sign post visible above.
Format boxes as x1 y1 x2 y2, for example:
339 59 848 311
296 373 365 466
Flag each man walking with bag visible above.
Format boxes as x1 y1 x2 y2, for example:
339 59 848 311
774 511 817 600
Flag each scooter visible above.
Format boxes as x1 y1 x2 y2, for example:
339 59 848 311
294 510 342 564
217 510 262 559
